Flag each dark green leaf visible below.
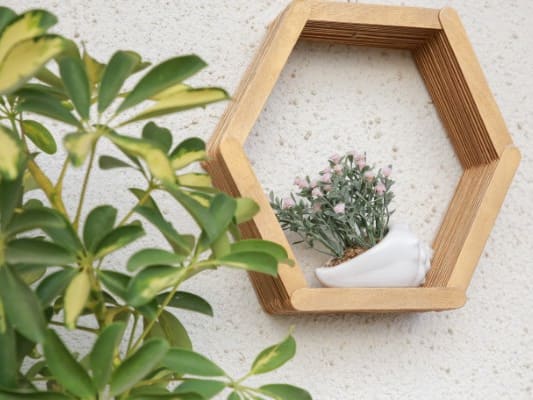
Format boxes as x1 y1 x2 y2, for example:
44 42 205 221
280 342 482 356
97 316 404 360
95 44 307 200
126 265 183 307
58 56 91 119
142 122 172 153
6 238 75 266
157 291 213 317
170 137 206 170
260 384 311 400
151 311 192 349
34 68 63 90
118 55 207 111
127 248 184 272
17 91 80 127
98 155 134 170
41 216 83 253
110 338 169 396
83 205 117 252
251 334 296 375
0 7 16 35
36 268 77 307
0 322 17 388
98 50 141 112
90 322 126 391
21 120 56 154
230 240 290 264
174 379 225 399
0 174 22 229
6 207 65 236
99 270 130 300
220 251 278 277
94 223 144 259
42 329 96 398
162 348 224 376
12 264 46 285
0 391 72 399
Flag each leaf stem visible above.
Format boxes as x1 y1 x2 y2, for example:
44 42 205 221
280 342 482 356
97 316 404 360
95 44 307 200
73 142 97 230
48 319 98 333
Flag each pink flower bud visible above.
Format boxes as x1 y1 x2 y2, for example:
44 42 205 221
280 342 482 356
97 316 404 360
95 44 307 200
375 182 386 195
310 179 318 188
312 202 322 212
364 171 374 181
321 167 331 174
357 159 366 169
321 173 332 183
355 153 365 162
329 153 341 164
333 164 343 175
323 184 332 192
312 187 322 197
382 165 392 178
333 203 345 214
282 198 295 209
293 176 303 186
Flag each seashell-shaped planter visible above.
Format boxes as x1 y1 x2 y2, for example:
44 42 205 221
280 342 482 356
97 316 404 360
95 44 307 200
315 224 433 288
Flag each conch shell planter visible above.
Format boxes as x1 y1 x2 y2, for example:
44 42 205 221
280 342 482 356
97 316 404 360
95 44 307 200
315 224 433 288
205 1 520 314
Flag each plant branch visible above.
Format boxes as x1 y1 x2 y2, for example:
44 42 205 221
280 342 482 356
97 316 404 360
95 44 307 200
73 142 97 230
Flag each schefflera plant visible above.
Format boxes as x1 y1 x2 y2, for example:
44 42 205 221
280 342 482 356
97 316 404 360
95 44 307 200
0 7 311 400
271 152 394 260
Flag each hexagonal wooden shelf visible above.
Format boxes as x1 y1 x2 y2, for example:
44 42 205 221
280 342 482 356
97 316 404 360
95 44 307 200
205 1 520 314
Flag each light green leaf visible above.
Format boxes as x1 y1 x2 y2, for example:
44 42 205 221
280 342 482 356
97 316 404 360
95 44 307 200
6 238 75 266
227 392 241 400
58 56 91 119
230 239 290 264
0 265 46 343
98 50 141 112
152 310 192 349
220 251 278 276
34 67 63 89
163 348 225 376
170 137 206 170
123 87 228 124
99 270 130 300
21 120 56 154
0 125 24 180
94 223 145 259
42 329 97 398
0 35 65 95
234 198 260 224
142 122 172 153
64 270 91 329
98 155 134 170
126 265 184 307
6 207 65 236
90 322 126 391
63 131 98 166
0 391 72 399
127 248 184 272
36 268 77 306
174 379 225 399
251 334 296 375
151 83 190 100
109 338 169 396
177 173 212 189
17 92 80 127
83 205 117 252
13 264 46 285
0 8 16 36
118 55 207 112
83 49 105 88
260 384 311 400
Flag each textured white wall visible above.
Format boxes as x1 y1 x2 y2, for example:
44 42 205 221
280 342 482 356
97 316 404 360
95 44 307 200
7 0 532 399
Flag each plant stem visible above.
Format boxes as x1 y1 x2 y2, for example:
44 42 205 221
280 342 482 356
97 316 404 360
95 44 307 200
73 142 97 230
117 182 154 227
126 314 139 352
48 320 98 333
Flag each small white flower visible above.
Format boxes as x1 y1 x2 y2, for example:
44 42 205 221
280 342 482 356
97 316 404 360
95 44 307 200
282 198 295 209
364 171 374 181
312 187 322 197
333 203 345 214
329 153 341 164
382 165 392 178
321 173 332 183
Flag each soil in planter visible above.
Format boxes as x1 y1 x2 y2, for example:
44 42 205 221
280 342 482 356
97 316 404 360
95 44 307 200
326 246 368 267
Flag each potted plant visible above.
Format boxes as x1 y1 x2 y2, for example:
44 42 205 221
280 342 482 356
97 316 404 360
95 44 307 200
0 7 311 400
271 152 432 288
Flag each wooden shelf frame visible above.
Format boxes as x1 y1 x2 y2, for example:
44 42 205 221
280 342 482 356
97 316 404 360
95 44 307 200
205 1 520 314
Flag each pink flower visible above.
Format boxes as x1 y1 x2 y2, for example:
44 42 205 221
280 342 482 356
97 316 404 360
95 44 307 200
364 171 374 181
357 159 366 169
321 166 331 174
329 153 341 164
312 187 322 197
321 173 332 183
293 176 303 187
382 165 392 178
375 182 386 195
333 164 343 175
355 153 365 162
323 184 332 192
333 203 345 214
310 179 318 188
312 202 321 212
282 198 295 209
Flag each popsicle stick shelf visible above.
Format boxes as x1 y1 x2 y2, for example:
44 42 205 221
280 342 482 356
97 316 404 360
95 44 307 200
205 0 520 314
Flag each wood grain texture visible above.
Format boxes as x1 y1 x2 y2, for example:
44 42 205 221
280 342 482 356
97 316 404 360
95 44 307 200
205 0 520 314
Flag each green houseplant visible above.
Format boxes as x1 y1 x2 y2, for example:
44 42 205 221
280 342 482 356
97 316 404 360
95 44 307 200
0 7 311 400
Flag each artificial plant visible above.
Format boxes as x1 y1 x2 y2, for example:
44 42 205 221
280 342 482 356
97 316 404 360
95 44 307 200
0 7 310 400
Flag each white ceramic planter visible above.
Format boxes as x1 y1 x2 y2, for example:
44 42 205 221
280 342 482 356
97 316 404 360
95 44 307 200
315 223 433 288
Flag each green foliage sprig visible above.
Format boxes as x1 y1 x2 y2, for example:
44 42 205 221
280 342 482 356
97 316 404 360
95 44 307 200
0 7 311 400
271 152 394 259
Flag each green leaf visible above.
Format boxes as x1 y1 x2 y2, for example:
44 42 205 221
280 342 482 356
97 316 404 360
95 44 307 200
260 384 311 400
157 291 213 317
0 265 46 343
129 393 203 400
123 87 228 124
13 264 46 285
0 8 16 36
0 174 22 229
98 50 141 112
170 137 206 170
63 131 98 166
251 334 296 375
21 120 56 154
0 322 17 388
94 223 145 259
6 238 75 266
127 248 184 272
234 198 260 224
41 215 83 253
58 56 91 119
150 311 192 349
89 322 126 391
220 251 278 277
118 55 207 112
17 92 80 127
230 239 290 264
6 207 65 236
64 270 91 329
36 268 77 306
126 265 184 307
0 391 72 400
142 122 172 153
34 67 63 90
42 329 96 398
0 125 24 180
83 49 105 88
135 205 194 256
83 205 117 252
177 173 212 189
99 270 130 300
163 348 224 376
174 379 225 399
98 155 134 170
0 35 66 95
227 392 241 400
110 338 169 396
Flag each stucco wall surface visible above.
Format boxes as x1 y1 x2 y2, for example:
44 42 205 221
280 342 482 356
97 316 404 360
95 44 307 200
5 0 532 399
